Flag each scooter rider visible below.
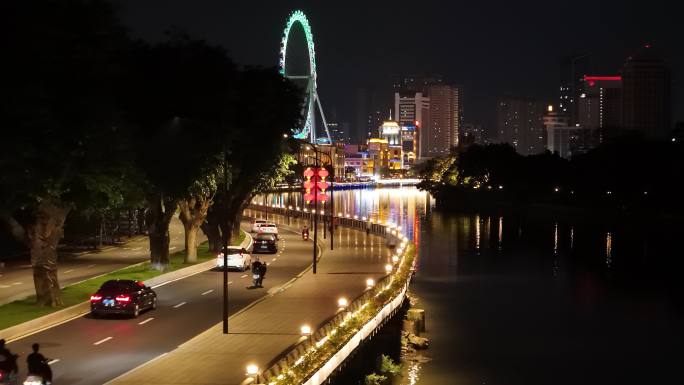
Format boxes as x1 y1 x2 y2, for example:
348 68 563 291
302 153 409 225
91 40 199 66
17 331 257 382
251 257 265 287
26 343 51 385
0 339 19 382
302 224 310 240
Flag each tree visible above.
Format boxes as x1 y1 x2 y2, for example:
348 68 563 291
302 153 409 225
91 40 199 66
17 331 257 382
0 0 134 306
123 34 236 269
201 69 302 251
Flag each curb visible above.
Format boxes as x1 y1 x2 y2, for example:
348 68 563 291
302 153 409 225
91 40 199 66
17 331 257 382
1 232 252 343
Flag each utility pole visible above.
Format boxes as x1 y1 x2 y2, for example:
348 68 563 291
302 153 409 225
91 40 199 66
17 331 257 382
222 145 229 334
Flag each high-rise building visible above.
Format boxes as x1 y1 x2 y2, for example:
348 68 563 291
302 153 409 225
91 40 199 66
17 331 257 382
392 73 444 94
394 91 430 158
461 123 486 146
578 75 622 141
560 54 593 125
427 84 461 155
496 98 546 155
622 46 671 138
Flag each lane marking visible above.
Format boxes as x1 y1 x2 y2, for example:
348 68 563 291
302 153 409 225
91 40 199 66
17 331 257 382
0 285 11 288
228 281 233 285
173 302 187 308
93 336 113 345
138 317 154 325
131 247 142 251
169 246 177 250
48 359 60 365
64 269 74 274
11 282 22 285
240 274 248 278
201 289 213 295
272 258 277 261
86 264 96 268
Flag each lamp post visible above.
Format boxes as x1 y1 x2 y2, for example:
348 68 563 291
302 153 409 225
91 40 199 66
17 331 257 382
222 144 229 334
301 141 335 276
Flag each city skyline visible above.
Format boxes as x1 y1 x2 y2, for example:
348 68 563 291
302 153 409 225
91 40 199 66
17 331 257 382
117 0 683 133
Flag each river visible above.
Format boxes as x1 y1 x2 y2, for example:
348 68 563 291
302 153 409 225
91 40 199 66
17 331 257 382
259 186 684 385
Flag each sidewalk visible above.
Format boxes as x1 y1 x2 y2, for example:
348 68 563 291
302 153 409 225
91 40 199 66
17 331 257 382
0 216 197 305
108 211 393 385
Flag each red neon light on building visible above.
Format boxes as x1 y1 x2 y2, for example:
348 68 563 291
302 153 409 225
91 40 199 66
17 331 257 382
584 75 622 82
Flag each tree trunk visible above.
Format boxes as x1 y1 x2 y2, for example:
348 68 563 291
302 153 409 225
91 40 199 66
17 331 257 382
178 195 212 263
146 193 177 271
201 220 221 253
26 199 70 307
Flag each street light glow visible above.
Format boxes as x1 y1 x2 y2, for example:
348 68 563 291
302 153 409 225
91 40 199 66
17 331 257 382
392 255 399 264
366 278 375 288
301 325 312 335
246 364 259 376
338 297 348 308
385 264 393 273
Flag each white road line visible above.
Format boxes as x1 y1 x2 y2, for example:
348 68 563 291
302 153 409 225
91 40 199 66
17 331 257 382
173 302 187 308
272 258 277 261
169 246 177 250
201 289 213 295
228 281 233 285
131 247 142 251
93 336 113 345
240 274 248 278
138 317 154 325
11 282 22 285
48 359 60 365
64 269 74 274
86 264 96 268
0 285 11 288
266 263 271 266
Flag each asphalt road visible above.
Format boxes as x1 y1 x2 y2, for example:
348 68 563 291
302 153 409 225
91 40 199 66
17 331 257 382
0 218 188 306
6 224 314 385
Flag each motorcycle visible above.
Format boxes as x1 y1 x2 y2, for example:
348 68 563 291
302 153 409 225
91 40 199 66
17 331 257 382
302 230 309 241
23 375 50 385
252 272 263 287
1 370 19 385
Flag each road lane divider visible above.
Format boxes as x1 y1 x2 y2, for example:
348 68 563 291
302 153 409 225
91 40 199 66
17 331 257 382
138 317 154 325
173 302 187 309
240 274 248 278
93 336 113 345
47 359 60 365
64 270 74 274
201 290 213 295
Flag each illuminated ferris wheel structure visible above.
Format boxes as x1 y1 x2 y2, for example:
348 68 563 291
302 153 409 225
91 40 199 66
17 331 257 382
279 10 331 143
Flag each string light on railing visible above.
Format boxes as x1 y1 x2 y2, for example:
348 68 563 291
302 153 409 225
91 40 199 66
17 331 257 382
338 212 343 217
366 278 375 288
353 215 358 219
385 264 393 274
362 216 367 221
300 325 312 336
346 214 351 218
392 255 399 264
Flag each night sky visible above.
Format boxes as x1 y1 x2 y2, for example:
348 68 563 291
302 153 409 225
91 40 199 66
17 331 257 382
116 0 682 134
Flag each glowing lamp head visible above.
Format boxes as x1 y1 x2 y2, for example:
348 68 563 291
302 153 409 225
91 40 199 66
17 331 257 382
338 297 348 308
300 325 312 335
246 364 259 376
392 255 400 264
366 278 375 288
385 264 393 274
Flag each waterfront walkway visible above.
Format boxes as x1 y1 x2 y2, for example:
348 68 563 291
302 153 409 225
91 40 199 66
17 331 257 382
107 211 393 385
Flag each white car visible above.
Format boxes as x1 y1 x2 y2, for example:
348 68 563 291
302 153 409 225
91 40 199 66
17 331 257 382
251 219 267 233
257 223 279 239
216 247 252 271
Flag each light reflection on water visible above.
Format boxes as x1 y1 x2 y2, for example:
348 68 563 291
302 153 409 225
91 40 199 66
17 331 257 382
260 187 683 384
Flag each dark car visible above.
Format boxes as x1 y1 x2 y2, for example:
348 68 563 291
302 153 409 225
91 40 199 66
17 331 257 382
90 279 157 318
253 233 278 253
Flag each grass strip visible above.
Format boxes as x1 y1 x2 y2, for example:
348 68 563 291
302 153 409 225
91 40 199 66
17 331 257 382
0 230 245 330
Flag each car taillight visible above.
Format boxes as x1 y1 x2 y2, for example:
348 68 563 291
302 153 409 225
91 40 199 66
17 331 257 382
90 294 102 302
115 295 131 302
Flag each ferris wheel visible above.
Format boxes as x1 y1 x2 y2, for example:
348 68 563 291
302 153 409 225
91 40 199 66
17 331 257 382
279 10 332 143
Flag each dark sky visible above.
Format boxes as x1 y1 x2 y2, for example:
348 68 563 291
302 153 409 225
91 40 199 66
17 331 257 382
116 0 682 132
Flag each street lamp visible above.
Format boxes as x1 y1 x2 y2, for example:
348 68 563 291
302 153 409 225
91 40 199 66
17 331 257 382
366 278 375 289
301 324 312 336
385 264 393 274
246 364 259 382
338 297 348 308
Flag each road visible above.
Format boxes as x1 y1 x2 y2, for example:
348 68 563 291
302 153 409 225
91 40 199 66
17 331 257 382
5 223 313 385
0 217 187 306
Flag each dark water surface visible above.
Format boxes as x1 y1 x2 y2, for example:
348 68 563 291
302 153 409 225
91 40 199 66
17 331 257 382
262 187 684 384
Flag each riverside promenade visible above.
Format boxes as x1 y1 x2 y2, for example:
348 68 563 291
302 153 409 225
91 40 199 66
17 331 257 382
107 209 398 385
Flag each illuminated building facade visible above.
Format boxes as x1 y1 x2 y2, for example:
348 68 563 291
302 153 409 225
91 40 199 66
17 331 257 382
427 84 461 155
496 98 546 155
394 92 430 159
